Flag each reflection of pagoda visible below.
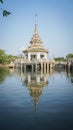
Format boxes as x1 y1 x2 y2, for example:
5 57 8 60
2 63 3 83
29 85 43 111
21 72 49 111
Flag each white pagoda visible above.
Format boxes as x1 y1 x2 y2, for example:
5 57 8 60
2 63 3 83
22 15 54 72
23 15 48 62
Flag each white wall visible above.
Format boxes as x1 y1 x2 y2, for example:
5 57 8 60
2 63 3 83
24 52 48 61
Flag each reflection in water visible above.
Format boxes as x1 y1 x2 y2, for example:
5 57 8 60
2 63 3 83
66 70 73 84
16 69 73 111
0 68 73 130
0 68 9 84
17 70 52 111
24 73 49 111
54 69 73 85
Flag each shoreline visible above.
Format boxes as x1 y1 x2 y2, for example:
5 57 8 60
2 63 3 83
0 64 9 68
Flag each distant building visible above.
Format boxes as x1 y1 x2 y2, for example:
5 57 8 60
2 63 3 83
67 58 73 63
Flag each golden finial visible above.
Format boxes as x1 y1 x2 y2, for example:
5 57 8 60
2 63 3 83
35 13 37 25
34 13 38 33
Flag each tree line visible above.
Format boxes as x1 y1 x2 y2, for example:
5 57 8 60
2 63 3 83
54 54 73 62
0 49 18 64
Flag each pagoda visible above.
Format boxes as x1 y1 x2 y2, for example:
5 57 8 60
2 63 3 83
22 15 54 72
15 15 54 73
23 14 48 61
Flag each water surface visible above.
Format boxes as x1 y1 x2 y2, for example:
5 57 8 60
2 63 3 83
0 68 73 130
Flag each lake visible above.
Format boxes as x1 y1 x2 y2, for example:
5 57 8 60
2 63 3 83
0 68 73 130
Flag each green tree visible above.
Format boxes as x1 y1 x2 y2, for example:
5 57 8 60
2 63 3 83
66 54 73 59
7 55 18 63
0 0 11 17
0 49 8 64
0 49 18 64
54 57 66 62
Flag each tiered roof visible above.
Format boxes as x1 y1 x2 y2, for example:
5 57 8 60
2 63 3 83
23 15 48 53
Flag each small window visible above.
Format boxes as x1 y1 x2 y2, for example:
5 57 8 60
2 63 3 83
25 55 28 59
40 55 44 58
31 55 36 60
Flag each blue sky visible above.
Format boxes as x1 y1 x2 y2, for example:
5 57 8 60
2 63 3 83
0 0 73 58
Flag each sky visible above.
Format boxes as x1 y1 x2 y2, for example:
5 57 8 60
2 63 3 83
0 0 73 58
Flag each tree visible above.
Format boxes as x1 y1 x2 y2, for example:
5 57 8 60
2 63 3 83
7 55 18 63
0 49 8 64
0 0 11 17
66 54 73 59
0 49 18 64
54 57 66 62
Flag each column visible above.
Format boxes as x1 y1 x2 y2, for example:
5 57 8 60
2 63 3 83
50 63 53 69
32 65 34 72
28 52 31 61
41 63 43 72
35 64 37 73
48 63 50 72
24 64 26 72
47 63 49 73
44 63 46 73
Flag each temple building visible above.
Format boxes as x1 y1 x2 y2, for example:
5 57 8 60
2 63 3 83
23 15 48 61
15 15 54 72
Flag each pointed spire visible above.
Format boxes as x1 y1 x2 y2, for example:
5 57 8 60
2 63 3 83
34 13 38 33
35 13 37 24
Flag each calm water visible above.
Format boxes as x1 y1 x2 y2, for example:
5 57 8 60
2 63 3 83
0 68 73 130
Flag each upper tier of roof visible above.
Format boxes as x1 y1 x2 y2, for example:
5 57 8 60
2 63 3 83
23 15 48 53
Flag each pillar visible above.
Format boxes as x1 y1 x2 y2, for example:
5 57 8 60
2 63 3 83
46 63 49 73
44 63 46 73
28 52 31 61
32 64 34 72
35 64 37 73
24 64 26 72
50 63 53 69
41 63 43 72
